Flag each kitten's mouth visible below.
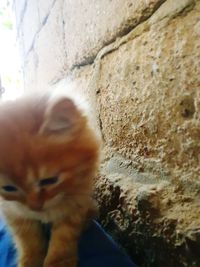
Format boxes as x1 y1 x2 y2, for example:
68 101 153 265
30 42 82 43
27 202 45 212
30 206 44 212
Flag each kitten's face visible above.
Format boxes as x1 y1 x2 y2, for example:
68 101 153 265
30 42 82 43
0 96 99 212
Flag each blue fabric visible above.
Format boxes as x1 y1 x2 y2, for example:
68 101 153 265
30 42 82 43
0 219 137 267
0 220 16 267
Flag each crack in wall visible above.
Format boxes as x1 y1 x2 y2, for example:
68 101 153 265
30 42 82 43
76 0 196 150
70 0 167 71
50 0 196 139
61 0 69 74
14 0 28 37
24 0 57 58
72 0 195 73
22 0 196 90
80 0 196 97
23 0 167 70
46 0 196 96
23 0 197 77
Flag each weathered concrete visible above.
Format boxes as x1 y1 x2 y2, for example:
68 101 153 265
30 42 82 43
16 0 166 88
97 0 200 188
63 0 165 68
95 171 200 267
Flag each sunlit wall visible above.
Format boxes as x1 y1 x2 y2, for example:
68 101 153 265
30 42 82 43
0 0 23 100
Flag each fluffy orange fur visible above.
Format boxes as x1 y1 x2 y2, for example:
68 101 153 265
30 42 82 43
0 94 99 267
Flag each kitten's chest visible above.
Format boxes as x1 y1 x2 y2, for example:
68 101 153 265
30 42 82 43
0 196 86 223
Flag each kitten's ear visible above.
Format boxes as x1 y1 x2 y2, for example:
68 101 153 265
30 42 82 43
40 98 81 135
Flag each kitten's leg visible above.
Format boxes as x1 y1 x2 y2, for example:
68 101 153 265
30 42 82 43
44 217 82 267
6 217 47 267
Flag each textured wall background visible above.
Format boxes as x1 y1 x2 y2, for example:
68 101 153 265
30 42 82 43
13 0 200 266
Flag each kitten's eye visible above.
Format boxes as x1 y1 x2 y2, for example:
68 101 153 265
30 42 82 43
2 185 18 192
39 176 58 187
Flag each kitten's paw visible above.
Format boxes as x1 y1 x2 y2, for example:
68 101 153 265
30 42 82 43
18 259 43 267
44 257 77 267
18 252 45 267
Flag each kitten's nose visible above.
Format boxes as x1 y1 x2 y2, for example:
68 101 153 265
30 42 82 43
27 192 43 211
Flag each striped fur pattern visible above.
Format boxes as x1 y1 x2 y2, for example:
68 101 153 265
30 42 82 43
0 95 99 267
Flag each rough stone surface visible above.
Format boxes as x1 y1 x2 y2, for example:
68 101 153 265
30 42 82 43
16 0 166 88
63 0 165 68
13 0 200 266
97 1 200 189
94 170 200 267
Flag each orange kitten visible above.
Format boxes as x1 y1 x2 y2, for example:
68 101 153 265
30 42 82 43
0 94 99 267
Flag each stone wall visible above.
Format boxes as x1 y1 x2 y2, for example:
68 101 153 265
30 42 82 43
13 0 200 266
